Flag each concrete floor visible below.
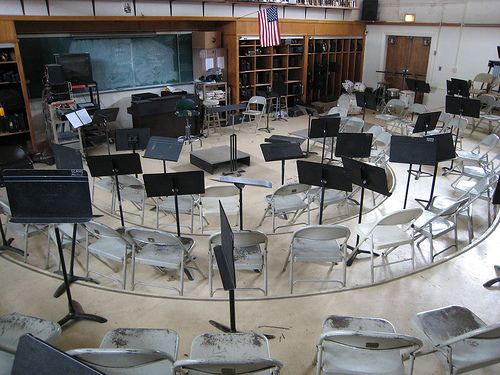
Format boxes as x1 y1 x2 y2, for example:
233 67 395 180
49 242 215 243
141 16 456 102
0 110 499 374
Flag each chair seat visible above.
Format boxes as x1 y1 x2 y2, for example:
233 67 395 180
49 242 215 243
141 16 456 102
321 344 405 375
356 224 412 250
159 196 194 214
292 237 343 263
455 150 482 162
414 212 455 239
242 109 262 117
309 188 346 206
446 338 500 373
135 243 183 269
272 195 308 213
375 114 399 122
212 244 263 271
89 237 129 262
481 114 500 121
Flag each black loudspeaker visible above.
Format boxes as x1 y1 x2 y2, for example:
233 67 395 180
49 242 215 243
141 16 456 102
361 0 378 21
44 64 65 85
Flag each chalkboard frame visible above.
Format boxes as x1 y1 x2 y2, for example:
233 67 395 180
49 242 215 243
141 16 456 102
19 33 193 97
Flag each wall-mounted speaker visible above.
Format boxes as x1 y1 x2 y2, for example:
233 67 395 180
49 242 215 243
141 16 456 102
361 0 378 21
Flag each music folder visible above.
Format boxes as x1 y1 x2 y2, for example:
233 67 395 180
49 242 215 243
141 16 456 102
65 108 92 129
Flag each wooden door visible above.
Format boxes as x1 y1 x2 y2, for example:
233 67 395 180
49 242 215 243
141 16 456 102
384 36 431 101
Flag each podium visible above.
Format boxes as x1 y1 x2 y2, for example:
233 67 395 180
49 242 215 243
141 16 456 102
3 169 106 327
297 160 352 224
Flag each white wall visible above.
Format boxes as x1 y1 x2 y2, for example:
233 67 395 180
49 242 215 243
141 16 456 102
362 24 500 109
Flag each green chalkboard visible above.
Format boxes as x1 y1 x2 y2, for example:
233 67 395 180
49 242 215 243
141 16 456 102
19 34 193 98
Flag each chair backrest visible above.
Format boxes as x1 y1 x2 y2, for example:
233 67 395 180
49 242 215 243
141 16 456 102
82 221 122 239
320 331 422 353
0 313 61 353
366 125 384 138
323 315 396 334
375 131 392 148
209 230 267 249
479 94 496 111
125 228 185 248
273 183 310 197
203 185 240 198
408 103 428 115
480 133 499 150
100 328 179 360
328 106 348 118
248 95 267 111
384 99 406 115
377 208 422 226
438 196 470 217
448 117 468 130
413 305 486 344
342 118 364 133
473 73 494 85
293 225 350 242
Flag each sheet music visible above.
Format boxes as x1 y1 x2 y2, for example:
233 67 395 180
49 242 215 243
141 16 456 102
66 109 91 129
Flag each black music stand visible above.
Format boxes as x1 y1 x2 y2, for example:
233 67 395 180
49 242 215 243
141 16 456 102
449 78 470 97
217 175 272 230
355 92 377 121
86 153 143 227
12 334 104 375
115 128 150 153
483 175 500 287
335 133 373 160
143 171 205 237
258 97 275 133
51 143 84 170
260 142 305 185
223 134 245 177
341 158 391 266
409 111 442 180
443 95 480 175
209 202 237 333
406 78 431 95
92 108 119 155
3 169 107 327
309 117 341 163
297 160 352 224
143 136 183 173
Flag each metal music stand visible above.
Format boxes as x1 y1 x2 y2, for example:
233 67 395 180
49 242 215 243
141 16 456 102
209 202 237 333
406 78 431 95
450 78 470 97
260 142 305 185
51 143 84 170
143 171 205 237
297 160 352 224
216 175 272 230
341 158 391 266
409 111 442 179
443 95 480 175
355 91 378 120
86 153 143 227
115 128 150 153
309 117 341 163
483 175 500 287
143 136 183 173
3 169 107 327
91 108 119 155
12 334 104 375
335 133 373 159
258 97 275 133
223 134 245 177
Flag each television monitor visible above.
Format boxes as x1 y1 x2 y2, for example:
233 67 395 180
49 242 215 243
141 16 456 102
54 53 93 85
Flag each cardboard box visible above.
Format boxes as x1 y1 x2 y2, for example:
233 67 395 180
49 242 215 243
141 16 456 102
193 48 227 81
192 31 221 49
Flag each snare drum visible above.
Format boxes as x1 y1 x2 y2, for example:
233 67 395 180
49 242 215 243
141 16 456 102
387 88 400 99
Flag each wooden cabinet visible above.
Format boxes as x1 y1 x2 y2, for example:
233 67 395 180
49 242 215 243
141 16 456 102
0 43 36 150
306 37 363 103
237 36 305 107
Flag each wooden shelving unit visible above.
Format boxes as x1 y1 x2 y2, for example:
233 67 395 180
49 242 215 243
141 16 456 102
0 43 35 149
237 36 305 106
306 36 363 103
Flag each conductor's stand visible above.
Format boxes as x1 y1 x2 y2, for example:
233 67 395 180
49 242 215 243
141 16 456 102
176 98 202 151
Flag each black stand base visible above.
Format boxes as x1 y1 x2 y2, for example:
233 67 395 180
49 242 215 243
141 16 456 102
58 300 107 327
53 274 100 298
483 265 500 287
0 243 25 257
346 246 379 267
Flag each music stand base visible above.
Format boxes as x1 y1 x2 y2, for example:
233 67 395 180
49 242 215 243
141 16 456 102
53 274 100 298
410 170 433 180
58 300 107 327
346 246 379 267
442 166 461 176
0 243 24 257
208 320 275 340
258 127 274 133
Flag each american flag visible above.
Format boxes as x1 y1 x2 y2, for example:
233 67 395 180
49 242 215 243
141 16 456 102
258 6 281 48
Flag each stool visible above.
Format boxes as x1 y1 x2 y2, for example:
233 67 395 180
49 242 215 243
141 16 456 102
202 99 222 136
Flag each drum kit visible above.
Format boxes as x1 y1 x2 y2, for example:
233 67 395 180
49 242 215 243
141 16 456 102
374 70 426 109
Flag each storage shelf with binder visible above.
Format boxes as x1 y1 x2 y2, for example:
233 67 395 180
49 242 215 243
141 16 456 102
231 0 359 10
306 37 364 103
237 36 305 108
0 44 35 149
